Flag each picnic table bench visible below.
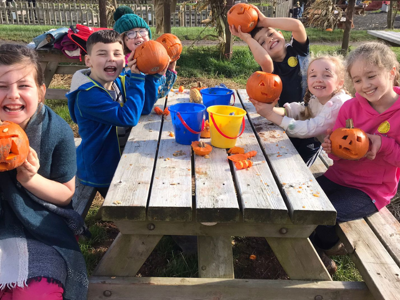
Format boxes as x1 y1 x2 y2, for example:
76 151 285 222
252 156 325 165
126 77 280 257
368 30 400 47
311 154 400 300
37 48 85 100
85 89 379 299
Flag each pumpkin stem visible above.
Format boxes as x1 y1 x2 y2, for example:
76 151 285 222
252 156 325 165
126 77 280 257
199 141 205 148
197 81 202 88
346 119 354 129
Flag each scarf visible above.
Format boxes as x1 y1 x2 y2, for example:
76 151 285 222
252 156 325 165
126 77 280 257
0 105 88 300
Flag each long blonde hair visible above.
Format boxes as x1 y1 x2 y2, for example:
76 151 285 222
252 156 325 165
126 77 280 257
346 42 400 87
300 53 349 120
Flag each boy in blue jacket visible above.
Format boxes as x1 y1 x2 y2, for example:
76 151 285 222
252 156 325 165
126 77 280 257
67 30 163 197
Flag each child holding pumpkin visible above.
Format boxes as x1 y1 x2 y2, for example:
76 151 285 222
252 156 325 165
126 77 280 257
113 6 178 103
67 30 162 197
313 42 400 273
250 54 352 166
229 6 321 166
0 44 88 299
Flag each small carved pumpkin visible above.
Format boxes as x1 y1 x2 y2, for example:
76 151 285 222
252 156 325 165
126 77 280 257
133 40 170 74
0 120 30 172
200 120 210 138
227 3 258 33
191 141 212 156
330 119 369 160
156 33 182 62
246 71 283 103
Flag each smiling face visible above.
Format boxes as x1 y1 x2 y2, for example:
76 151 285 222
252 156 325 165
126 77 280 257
0 62 45 129
307 59 344 104
350 58 397 110
85 42 125 89
254 27 286 61
124 27 150 53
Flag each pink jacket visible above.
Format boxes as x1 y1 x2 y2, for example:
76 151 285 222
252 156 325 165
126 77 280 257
325 87 400 210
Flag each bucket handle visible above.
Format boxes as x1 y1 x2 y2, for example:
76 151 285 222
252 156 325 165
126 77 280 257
230 93 236 106
177 112 204 134
209 112 245 140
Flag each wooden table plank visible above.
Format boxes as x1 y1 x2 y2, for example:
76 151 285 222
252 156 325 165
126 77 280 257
147 91 193 222
192 94 240 223
230 91 288 224
101 97 166 221
368 30 400 46
237 89 336 225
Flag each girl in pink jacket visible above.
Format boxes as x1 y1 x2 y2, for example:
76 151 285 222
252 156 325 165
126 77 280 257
314 42 400 264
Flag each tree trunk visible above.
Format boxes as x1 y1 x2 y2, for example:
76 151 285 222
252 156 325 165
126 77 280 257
99 0 108 27
113 0 118 9
387 1 394 29
224 0 234 60
341 0 355 55
164 0 171 33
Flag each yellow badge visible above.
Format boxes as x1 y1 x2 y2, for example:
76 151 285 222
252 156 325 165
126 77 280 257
288 56 298 67
378 120 390 134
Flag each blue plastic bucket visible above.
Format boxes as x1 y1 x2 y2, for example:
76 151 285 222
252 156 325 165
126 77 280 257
200 88 235 119
169 103 206 145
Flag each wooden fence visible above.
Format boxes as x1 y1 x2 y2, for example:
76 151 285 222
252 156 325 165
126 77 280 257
0 1 290 26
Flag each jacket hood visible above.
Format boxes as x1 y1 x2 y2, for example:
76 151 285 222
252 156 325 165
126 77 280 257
67 69 99 123
354 86 400 116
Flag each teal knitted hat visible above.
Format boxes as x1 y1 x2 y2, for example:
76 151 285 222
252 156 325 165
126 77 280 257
113 13 152 39
113 6 134 22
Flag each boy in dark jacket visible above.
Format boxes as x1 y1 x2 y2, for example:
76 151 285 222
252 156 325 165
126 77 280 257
67 30 163 197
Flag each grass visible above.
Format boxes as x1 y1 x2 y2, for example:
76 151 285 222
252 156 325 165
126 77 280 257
0 24 383 43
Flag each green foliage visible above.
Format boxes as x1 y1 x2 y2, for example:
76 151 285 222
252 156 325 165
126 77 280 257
45 99 73 125
332 255 363 282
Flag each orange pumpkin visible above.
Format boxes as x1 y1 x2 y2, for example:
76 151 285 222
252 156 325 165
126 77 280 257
246 71 283 103
133 40 170 74
330 119 369 160
326 28 333 32
0 120 30 172
191 141 212 156
227 3 258 33
156 33 182 62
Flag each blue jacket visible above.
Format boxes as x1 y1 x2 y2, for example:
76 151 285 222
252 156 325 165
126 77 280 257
67 69 162 188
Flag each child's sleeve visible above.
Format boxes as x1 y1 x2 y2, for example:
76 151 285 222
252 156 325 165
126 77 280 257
158 69 177 99
291 36 309 57
280 98 343 140
377 136 400 167
141 73 164 115
283 101 306 120
76 73 146 127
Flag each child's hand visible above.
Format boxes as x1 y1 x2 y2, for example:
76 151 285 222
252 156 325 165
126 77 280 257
250 4 268 27
249 98 278 120
158 59 170 76
321 129 332 153
365 134 382 160
229 25 252 43
168 60 177 72
16 147 40 184
126 52 140 74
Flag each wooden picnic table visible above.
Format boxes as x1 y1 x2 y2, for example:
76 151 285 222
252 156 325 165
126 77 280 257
36 48 85 100
368 30 400 47
87 89 373 299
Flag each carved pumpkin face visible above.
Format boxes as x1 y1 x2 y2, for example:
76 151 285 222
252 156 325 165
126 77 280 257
156 33 182 62
330 119 369 160
246 71 283 103
133 40 170 74
0 121 30 172
227 3 258 33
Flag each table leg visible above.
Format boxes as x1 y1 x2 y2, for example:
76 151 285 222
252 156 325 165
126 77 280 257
198 236 234 278
92 233 163 276
266 237 332 281
43 61 59 88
